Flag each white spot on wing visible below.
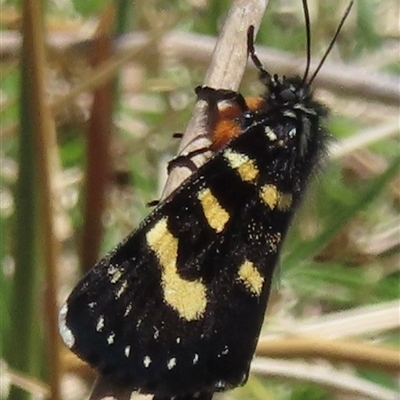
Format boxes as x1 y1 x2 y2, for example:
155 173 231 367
143 356 151 368
153 327 159 339
215 380 226 389
193 353 199 365
264 126 277 141
124 303 132 316
107 332 115 344
58 303 75 348
167 357 177 370
96 316 105 332
108 265 123 283
116 280 128 298
124 346 130 357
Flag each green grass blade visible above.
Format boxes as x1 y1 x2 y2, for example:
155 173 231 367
284 156 400 270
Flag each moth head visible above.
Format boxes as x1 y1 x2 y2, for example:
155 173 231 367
266 75 311 108
246 0 354 106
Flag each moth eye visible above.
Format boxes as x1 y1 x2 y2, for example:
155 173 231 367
244 111 252 119
279 88 296 102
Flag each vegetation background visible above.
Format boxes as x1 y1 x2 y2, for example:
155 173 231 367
0 0 399 399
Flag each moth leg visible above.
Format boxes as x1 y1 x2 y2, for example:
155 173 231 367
167 146 212 174
195 85 248 112
168 87 247 175
147 199 159 207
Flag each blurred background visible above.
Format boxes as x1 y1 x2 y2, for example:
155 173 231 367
0 0 399 399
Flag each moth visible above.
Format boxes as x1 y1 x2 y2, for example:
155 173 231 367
59 1 354 399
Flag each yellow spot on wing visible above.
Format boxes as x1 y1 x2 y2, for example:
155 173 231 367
197 188 229 233
223 149 259 182
260 184 292 211
278 192 292 210
260 184 279 209
146 218 207 321
237 260 264 296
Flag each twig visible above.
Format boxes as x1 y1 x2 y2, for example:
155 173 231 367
160 0 269 199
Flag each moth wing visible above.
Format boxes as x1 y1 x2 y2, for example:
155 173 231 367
61 127 286 397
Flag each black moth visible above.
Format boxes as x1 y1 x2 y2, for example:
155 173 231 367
59 1 353 399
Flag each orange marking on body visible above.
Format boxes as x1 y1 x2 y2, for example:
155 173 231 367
210 96 265 150
217 103 243 120
211 120 242 150
245 96 265 111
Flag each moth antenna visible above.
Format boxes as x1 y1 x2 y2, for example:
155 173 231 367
301 0 312 84
247 25 271 84
308 0 354 85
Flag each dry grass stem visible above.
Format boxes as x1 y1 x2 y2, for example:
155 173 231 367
263 300 400 339
256 336 400 372
331 119 399 160
21 0 61 397
250 358 399 400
